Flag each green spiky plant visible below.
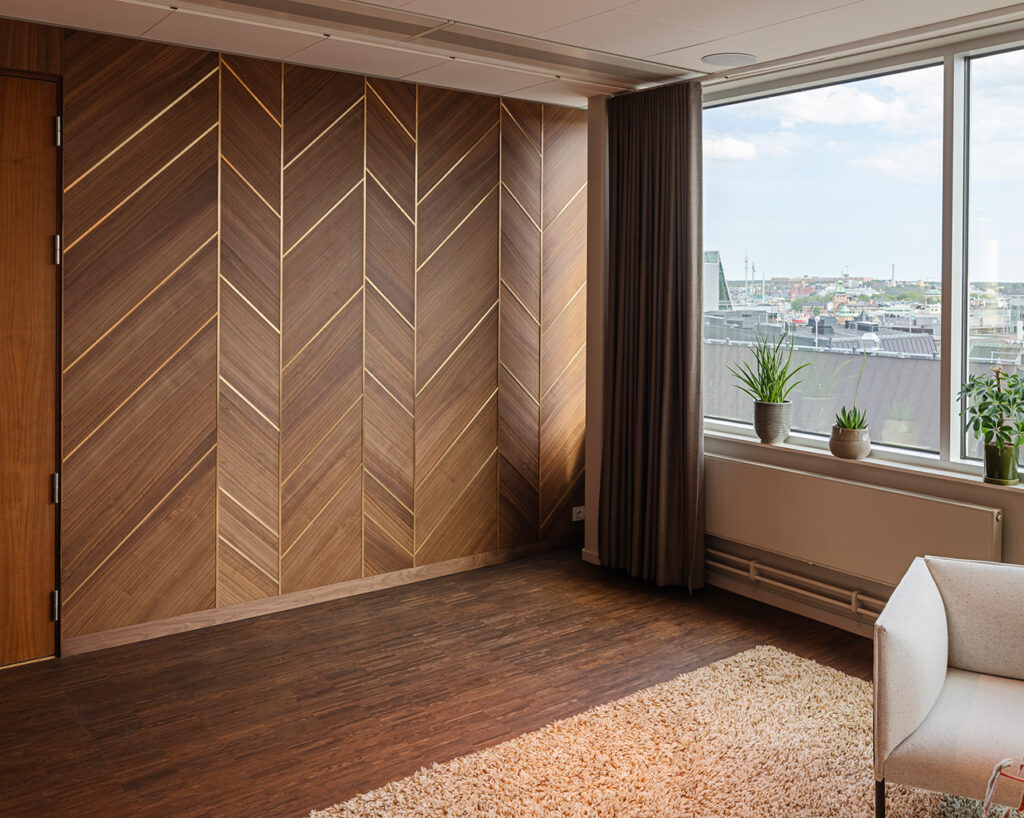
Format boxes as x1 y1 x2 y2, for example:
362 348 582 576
834 353 868 429
728 327 811 404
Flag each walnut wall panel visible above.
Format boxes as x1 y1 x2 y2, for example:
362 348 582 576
59 31 586 639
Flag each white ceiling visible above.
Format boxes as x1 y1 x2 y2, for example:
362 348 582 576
3 0 1024 105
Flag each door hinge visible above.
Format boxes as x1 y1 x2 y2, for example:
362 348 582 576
52 472 60 505
51 590 60 622
55 115 62 148
54 234 61 266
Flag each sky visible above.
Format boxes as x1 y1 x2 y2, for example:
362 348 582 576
703 48 1024 283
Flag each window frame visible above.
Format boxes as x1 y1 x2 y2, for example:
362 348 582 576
700 30 1024 478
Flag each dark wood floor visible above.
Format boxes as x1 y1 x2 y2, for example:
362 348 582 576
0 548 871 817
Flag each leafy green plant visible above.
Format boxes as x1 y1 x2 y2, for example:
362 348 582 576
835 405 868 429
728 328 811 403
958 366 1024 450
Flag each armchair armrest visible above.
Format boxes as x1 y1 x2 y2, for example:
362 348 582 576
874 557 949 780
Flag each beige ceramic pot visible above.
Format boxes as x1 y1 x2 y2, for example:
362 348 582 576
829 425 871 459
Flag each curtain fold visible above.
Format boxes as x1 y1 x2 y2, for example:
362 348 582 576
598 81 705 590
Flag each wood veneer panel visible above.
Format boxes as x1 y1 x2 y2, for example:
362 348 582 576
500 187 540 320
364 515 413 576
539 346 585 525
63 33 216 184
365 285 413 414
222 54 281 120
218 541 277 607
363 376 414 512
540 189 586 333
281 399 361 551
63 74 217 247
219 282 280 425
63 130 217 363
281 190 362 365
0 20 60 74
61 323 216 597
368 77 415 138
541 283 585 397
366 82 415 219
503 98 541 153
282 107 363 252
501 104 541 225
541 104 587 229
62 451 216 638
499 454 539 548
220 165 280 322
541 470 584 541
415 393 497 549
218 380 279 534
281 292 362 477
498 366 539 491
416 190 498 387
416 310 497 477
221 64 280 208
418 86 497 195
0 76 57 665
283 65 363 165
219 491 278 580
500 283 539 399
63 240 216 453
364 472 413 555
416 126 498 260
365 177 414 324
416 453 498 564
281 469 361 593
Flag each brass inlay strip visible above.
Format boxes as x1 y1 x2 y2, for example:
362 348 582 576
540 466 584 529
416 448 497 553
540 279 585 337
64 234 216 374
283 95 364 171
220 376 279 431
64 67 218 193
415 388 497 490
540 342 586 402
281 284 363 371
366 81 414 143
220 274 281 333
282 177 363 257
281 393 362 486
222 154 280 217
415 301 497 398
363 509 414 557
417 122 498 206
219 487 279 538
218 534 278 584
281 465 360 558
500 100 541 156
416 184 498 272
222 58 282 128
366 277 414 330
65 446 217 603
500 361 539 407
365 369 413 418
64 315 216 462
542 181 586 232
364 468 413 516
501 181 541 233
367 169 413 225
500 279 540 326
65 123 218 254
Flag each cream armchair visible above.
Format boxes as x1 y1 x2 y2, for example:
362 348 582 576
874 556 1024 817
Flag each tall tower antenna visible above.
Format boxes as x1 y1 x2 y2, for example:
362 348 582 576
744 252 749 291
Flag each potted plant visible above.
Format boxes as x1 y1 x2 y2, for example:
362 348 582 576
829 353 870 459
958 366 1024 486
728 328 810 444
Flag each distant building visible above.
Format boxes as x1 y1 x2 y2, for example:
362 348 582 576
703 250 734 312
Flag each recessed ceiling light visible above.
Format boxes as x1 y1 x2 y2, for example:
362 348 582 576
702 52 757 67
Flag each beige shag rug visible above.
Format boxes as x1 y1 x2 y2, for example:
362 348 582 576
311 646 1022 817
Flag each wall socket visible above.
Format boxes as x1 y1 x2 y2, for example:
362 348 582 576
571 506 585 522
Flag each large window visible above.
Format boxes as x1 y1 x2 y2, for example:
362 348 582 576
703 67 944 452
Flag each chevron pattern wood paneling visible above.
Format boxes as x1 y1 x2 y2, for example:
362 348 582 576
60 32 586 639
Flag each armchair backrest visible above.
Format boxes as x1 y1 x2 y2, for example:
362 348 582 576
925 556 1024 681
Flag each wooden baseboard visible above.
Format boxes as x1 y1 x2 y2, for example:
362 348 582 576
580 547 600 565
62 539 575 657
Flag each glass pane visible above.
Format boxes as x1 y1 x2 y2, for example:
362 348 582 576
703 67 943 451
966 49 1024 459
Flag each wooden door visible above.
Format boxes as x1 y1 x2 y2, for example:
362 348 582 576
0 75 58 666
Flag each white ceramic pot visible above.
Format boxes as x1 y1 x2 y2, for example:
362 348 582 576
829 425 871 459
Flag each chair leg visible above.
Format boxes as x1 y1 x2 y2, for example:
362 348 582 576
875 780 886 818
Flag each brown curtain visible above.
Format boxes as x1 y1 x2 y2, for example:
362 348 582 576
598 81 705 590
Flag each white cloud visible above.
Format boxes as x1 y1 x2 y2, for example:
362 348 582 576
853 138 942 180
704 136 757 161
